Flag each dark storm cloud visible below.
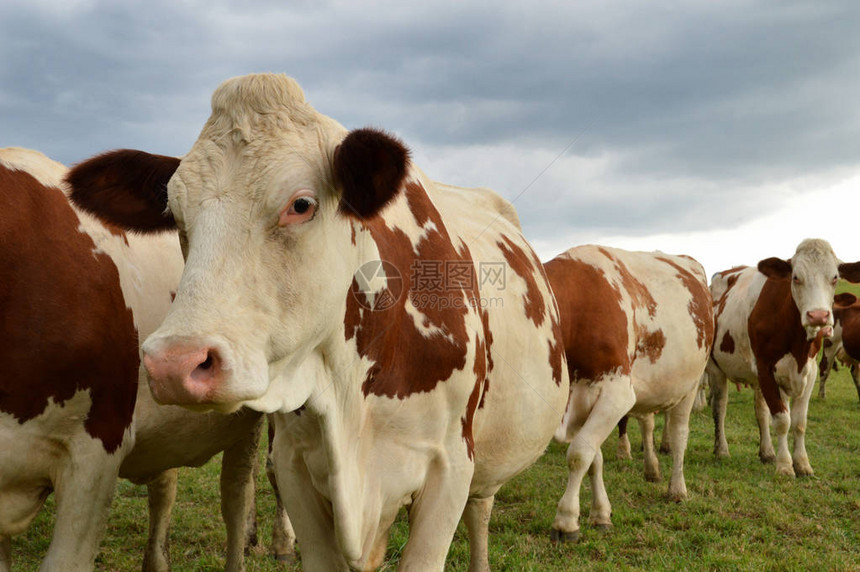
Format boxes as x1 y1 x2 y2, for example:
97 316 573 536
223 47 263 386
2 0 859 246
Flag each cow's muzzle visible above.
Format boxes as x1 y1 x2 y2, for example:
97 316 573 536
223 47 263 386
143 342 226 406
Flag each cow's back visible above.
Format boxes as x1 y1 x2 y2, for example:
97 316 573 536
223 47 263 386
428 181 569 494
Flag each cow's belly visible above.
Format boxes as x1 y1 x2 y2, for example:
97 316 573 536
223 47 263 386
628 347 709 412
469 340 569 496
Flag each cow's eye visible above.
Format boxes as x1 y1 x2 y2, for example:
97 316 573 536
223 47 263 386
279 192 318 226
792 275 801 284
832 276 839 286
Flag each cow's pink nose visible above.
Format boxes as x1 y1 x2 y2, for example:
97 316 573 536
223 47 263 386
143 346 223 405
806 309 831 326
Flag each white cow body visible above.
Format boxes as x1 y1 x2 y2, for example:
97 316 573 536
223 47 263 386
67 74 569 571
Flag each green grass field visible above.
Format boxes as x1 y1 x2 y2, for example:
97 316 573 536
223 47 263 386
12 283 860 570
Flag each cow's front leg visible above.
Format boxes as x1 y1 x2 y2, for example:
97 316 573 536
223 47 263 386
772 388 794 476
41 435 125 572
399 457 473 571
142 469 178 572
754 389 775 463
790 374 816 476
1 534 11 572
220 416 264 572
851 365 860 403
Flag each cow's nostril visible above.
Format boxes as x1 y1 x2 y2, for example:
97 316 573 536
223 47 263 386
199 352 214 371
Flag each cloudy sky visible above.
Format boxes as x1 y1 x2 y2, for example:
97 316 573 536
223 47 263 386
3 0 860 276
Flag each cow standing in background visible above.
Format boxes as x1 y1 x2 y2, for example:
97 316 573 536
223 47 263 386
0 148 283 572
818 292 860 402
708 239 860 476
546 245 714 542
66 73 569 571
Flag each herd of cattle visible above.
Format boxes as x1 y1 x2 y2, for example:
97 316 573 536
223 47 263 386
2 73 859 571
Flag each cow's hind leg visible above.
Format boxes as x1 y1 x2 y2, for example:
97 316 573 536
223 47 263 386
142 469 178 572
639 414 661 482
754 388 776 464
463 495 494 572
616 416 632 460
709 363 731 459
551 378 635 542
664 390 697 501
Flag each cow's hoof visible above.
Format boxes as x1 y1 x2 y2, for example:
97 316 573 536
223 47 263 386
794 466 814 478
759 453 776 464
591 523 612 532
273 552 297 563
550 528 580 543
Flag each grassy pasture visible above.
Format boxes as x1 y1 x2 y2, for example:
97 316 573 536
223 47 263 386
13 369 860 571
12 280 860 570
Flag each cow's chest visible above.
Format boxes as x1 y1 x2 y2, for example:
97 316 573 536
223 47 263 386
772 354 816 397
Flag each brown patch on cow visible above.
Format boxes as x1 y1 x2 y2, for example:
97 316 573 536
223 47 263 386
636 328 666 363
748 275 820 416
656 256 715 351
720 331 736 354
497 235 546 327
547 308 566 386
344 181 476 401
714 266 748 320
835 298 860 361
544 256 630 383
598 247 657 318
0 164 138 453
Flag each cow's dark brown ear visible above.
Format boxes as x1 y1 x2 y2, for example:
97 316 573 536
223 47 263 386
333 128 410 219
838 262 860 283
834 292 857 308
757 257 792 279
67 149 180 233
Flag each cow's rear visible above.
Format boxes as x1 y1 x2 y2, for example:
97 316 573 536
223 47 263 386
546 245 714 542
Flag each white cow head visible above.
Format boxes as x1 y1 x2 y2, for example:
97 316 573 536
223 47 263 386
758 238 860 340
68 74 413 413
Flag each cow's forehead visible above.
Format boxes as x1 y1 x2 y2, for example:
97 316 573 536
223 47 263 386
171 74 343 202
791 239 838 278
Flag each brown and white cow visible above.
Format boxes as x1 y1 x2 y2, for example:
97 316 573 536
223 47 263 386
818 292 860 402
0 148 282 572
545 245 714 542
66 73 569 571
707 239 860 476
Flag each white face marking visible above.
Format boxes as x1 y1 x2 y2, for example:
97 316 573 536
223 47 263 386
789 239 840 339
